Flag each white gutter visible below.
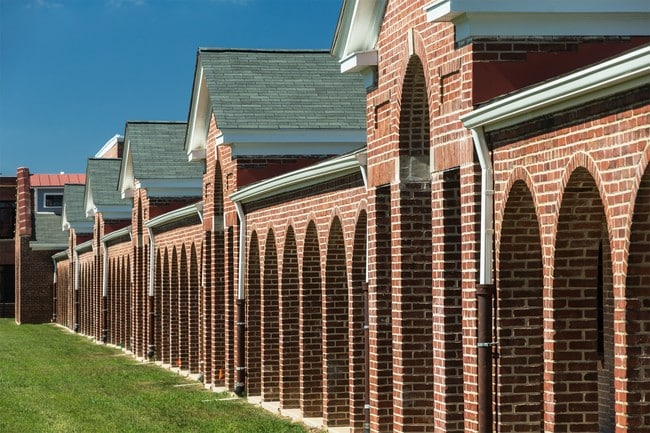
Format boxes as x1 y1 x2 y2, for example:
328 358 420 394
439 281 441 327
463 45 650 132
234 201 246 300
230 148 366 204
147 227 155 296
462 44 650 285
144 202 204 229
101 242 108 297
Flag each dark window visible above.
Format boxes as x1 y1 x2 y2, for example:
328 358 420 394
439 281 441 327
0 201 16 239
45 194 63 208
0 265 15 304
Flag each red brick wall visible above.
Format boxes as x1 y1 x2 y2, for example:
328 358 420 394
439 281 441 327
489 87 650 432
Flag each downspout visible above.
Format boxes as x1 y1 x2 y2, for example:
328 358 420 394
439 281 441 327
147 227 156 359
101 241 109 343
51 257 58 323
470 126 495 433
234 200 247 397
74 250 80 332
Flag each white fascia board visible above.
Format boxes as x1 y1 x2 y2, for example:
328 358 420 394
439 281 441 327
53 250 69 261
118 139 135 199
94 205 132 221
230 148 366 204
217 128 366 157
145 201 203 229
29 242 68 251
74 239 93 254
95 134 123 158
67 221 94 234
332 0 387 60
135 178 203 198
340 50 378 73
462 45 650 132
84 184 96 218
101 226 132 244
425 0 650 40
185 66 210 161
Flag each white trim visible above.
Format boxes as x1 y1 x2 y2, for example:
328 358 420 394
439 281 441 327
95 134 123 158
43 192 63 210
340 50 378 73
462 45 650 131
425 0 650 42
133 178 203 198
29 242 67 251
74 239 93 253
101 226 132 244
230 148 366 204
185 66 211 161
145 201 203 229
331 0 387 61
118 139 136 198
216 128 366 158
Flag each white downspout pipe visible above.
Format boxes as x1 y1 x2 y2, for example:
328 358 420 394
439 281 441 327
233 199 247 396
74 249 80 332
147 227 155 297
101 240 109 343
470 126 494 285
470 125 495 433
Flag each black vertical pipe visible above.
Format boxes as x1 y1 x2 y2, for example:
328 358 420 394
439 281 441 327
235 297 246 396
477 283 494 433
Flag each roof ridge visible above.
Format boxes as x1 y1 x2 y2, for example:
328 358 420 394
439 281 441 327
126 120 187 125
198 47 331 54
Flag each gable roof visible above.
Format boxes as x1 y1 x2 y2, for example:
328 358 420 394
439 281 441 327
185 49 367 160
62 184 93 233
31 173 85 187
84 158 131 219
119 121 203 198
30 213 68 251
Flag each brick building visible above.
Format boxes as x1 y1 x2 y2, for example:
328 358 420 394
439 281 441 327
0 176 16 318
47 2 649 433
14 170 84 324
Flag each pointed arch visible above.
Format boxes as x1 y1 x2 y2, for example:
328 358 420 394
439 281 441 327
280 226 300 409
497 180 544 431
301 221 323 418
552 167 613 432
262 229 280 401
246 231 262 396
189 243 200 373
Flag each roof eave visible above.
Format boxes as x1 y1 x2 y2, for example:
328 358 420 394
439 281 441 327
461 45 650 132
425 0 650 42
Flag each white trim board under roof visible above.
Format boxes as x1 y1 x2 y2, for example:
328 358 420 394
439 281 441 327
462 45 650 132
84 180 131 220
95 134 123 158
331 0 387 72
215 129 366 159
231 148 366 205
425 0 650 43
185 65 210 162
62 202 93 233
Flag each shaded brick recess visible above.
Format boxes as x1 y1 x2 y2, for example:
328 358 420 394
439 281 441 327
44 2 649 432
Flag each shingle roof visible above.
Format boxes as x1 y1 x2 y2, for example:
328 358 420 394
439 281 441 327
124 121 202 179
86 159 124 207
63 184 90 224
199 49 366 130
31 173 85 187
33 213 68 245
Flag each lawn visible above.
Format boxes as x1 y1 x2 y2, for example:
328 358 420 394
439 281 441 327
0 319 312 433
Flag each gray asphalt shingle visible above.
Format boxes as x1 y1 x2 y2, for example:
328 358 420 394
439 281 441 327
199 49 366 130
86 159 124 207
124 121 203 179
62 184 89 225
34 213 68 245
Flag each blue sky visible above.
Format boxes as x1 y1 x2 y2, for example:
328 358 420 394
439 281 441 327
0 0 342 175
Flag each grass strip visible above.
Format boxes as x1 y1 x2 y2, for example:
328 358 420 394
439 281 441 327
0 319 311 433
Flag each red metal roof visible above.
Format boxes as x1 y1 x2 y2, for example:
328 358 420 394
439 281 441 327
30 173 85 187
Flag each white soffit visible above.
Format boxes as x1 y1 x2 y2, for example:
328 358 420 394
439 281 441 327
185 66 210 161
425 0 650 41
332 0 386 62
216 128 366 158
340 50 379 73
462 45 650 132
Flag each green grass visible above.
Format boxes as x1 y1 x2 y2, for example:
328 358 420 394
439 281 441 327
0 319 311 433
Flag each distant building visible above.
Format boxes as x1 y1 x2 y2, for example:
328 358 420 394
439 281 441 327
0 176 16 318
14 169 84 323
